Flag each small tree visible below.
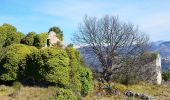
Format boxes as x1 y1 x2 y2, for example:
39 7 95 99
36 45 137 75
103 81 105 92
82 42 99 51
21 32 36 46
0 23 24 47
33 32 48 48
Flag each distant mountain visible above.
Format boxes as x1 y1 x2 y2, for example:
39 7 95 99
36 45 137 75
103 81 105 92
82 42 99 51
150 41 170 57
150 41 170 71
77 41 170 72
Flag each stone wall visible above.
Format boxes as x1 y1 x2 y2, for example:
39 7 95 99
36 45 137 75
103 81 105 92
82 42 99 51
45 31 61 47
137 53 162 84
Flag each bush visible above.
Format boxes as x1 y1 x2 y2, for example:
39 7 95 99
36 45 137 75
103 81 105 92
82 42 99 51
112 72 140 85
66 47 82 93
21 32 48 49
120 74 139 85
21 32 36 46
50 88 77 100
162 70 170 81
12 81 23 91
27 47 70 87
80 67 93 96
33 32 48 48
66 47 93 96
0 23 24 47
0 44 38 81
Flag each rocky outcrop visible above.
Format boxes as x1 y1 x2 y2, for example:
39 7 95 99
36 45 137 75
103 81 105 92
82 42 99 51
124 91 155 100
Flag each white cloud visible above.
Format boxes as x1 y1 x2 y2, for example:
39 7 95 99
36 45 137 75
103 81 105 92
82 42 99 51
2 0 170 42
139 12 170 30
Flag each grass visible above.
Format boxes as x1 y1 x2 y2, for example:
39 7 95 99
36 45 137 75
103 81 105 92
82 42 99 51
0 85 57 100
85 81 170 100
0 82 169 100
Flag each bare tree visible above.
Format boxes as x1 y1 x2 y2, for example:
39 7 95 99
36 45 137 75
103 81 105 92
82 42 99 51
73 15 149 82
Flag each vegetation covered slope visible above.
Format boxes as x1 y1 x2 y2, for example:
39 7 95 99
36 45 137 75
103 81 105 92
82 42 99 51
0 23 93 99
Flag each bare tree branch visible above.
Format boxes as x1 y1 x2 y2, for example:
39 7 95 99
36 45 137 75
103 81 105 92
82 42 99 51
73 15 149 82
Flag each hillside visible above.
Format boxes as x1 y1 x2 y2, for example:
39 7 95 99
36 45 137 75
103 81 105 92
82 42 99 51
150 41 170 57
150 41 170 71
77 41 170 72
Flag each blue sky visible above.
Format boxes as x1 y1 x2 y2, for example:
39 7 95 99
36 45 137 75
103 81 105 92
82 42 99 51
0 0 170 44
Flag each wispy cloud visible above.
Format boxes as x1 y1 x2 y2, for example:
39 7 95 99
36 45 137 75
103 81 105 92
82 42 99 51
1 0 170 43
139 12 170 30
35 0 113 20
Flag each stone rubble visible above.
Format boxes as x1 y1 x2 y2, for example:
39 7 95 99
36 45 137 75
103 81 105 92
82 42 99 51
124 91 155 100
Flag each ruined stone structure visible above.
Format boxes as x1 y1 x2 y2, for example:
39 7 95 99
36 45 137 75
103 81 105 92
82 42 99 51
45 31 60 47
156 54 162 84
138 53 162 84
77 46 162 85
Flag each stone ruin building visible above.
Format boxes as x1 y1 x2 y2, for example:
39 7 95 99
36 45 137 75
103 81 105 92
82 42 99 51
45 31 61 47
139 53 162 84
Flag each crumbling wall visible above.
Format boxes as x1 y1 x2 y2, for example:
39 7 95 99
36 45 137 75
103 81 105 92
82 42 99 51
139 53 162 84
45 31 61 47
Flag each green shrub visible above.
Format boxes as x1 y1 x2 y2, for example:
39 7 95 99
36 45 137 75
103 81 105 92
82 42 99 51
33 32 48 48
113 72 139 85
80 67 93 96
21 32 48 49
120 74 139 85
0 23 24 47
50 88 77 100
66 47 82 93
27 47 70 87
66 47 93 96
21 32 36 46
0 44 38 81
162 70 170 81
12 81 23 91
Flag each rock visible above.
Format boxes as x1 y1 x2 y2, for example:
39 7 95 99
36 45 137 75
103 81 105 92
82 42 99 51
124 91 155 100
112 89 120 95
125 91 134 97
135 93 140 97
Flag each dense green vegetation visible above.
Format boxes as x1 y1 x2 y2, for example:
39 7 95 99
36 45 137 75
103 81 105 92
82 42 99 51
0 24 24 47
162 69 170 81
0 44 37 81
21 32 48 48
0 23 93 99
27 47 70 87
